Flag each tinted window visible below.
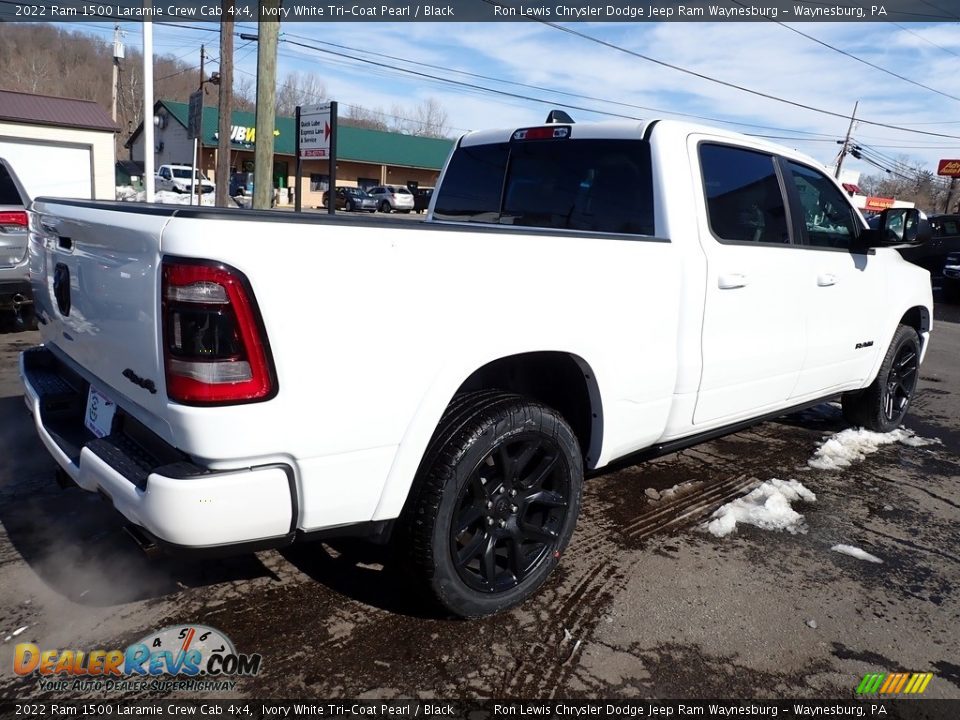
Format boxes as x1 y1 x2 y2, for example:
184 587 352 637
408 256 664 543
0 165 24 205
433 139 654 235
935 218 960 236
502 140 654 235
786 161 860 249
701 144 790 244
433 143 509 223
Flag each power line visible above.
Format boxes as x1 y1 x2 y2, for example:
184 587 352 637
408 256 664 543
539 21 960 140
729 1 960 103
889 22 960 58
280 29 844 140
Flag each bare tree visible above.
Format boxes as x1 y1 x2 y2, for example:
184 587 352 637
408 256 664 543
275 71 327 116
233 76 256 112
388 97 450 138
342 104 389 132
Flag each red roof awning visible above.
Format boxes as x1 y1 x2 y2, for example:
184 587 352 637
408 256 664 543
841 182 861 195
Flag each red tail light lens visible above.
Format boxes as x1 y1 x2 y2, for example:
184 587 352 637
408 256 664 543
161 259 275 405
0 211 28 231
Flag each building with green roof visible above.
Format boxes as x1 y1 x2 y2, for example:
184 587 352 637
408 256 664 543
127 100 454 207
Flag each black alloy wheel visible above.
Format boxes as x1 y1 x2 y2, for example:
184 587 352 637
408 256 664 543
450 433 571 594
883 340 919 424
400 391 583 617
842 324 921 432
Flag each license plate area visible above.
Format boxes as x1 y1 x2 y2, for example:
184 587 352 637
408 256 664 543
84 385 117 439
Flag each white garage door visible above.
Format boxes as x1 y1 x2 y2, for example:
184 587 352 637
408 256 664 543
0 139 93 200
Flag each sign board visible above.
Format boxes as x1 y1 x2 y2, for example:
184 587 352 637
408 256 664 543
864 196 895 211
187 90 203 140
937 159 960 177
299 103 333 159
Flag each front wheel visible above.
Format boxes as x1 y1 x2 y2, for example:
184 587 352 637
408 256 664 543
379 201 391 213
401 391 583 618
842 324 920 432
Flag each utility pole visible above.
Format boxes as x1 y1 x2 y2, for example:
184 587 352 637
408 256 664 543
253 0 280 211
143 18 155 202
111 24 123 122
216 4 234 208
834 100 859 180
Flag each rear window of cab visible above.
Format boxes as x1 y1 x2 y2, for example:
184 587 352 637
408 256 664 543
433 138 655 236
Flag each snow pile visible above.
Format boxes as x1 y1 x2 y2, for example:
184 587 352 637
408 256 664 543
831 544 883 564
153 190 216 206
808 427 940 470
115 185 144 201
705 479 816 538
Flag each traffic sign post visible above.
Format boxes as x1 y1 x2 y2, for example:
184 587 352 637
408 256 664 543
297 102 337 214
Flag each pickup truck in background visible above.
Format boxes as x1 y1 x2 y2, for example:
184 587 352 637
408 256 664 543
0 158 33 327
20 117 932 617
155 164 215 195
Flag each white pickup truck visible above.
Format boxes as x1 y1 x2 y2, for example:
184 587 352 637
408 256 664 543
155 164 215 195
20 117 932 617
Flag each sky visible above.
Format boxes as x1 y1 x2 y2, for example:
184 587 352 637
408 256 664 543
62 19 960 186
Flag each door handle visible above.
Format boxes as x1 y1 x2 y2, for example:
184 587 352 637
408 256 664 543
718 273 748 289
817 273 838 287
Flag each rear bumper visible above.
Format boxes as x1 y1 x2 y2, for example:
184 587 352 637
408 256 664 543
19 346 297 549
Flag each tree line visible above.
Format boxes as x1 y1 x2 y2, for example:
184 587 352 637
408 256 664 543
0 24 451 157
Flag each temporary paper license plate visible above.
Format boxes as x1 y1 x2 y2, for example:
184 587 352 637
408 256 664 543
84 386 116 439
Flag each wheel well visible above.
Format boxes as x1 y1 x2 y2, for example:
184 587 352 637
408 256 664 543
456 352 602 467
900 306 930 336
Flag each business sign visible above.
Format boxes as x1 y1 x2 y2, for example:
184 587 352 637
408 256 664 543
864 196 895 211
937 159 960 177
187 91 203 140
299 103 332 159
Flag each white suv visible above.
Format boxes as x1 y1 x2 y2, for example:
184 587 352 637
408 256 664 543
368 185 415 213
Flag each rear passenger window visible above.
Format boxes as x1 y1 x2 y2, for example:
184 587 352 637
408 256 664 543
432 139 655 236
700 144 790 244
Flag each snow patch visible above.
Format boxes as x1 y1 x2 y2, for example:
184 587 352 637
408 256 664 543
831 544 883 564
808 427 940 471
705 479 816 538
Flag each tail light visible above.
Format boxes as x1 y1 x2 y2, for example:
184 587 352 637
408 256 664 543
0 211 28 232
161 258 276 405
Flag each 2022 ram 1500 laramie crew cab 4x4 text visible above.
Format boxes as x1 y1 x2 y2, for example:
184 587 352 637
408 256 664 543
20 118 932 617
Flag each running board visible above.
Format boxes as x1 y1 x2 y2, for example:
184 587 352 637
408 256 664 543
590 393 840 477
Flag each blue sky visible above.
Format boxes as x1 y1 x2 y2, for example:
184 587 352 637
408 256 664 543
68 20 960 184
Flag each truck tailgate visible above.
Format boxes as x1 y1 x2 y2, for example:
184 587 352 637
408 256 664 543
29 200 174 427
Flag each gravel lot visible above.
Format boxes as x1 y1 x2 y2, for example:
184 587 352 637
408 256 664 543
0 302 957 701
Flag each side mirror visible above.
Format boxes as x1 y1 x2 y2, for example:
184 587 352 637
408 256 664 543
861 207 930 248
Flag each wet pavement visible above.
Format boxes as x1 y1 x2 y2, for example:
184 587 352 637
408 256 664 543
1 303 958 701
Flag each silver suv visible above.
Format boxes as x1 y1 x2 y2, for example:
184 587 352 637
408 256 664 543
0 158 32 328
368 185 415 214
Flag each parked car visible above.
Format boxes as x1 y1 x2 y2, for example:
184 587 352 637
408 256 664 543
155 165 215 194
0 157 32 327
229 172 254 197
413 187 434 213
944 251 960 300
21 117 932 618
368 184 415 213
889 213 960 274
323 186 378 213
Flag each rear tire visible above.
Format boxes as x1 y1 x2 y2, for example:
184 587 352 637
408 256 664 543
842 324 920 432
379 201 391 213
400 391 583 618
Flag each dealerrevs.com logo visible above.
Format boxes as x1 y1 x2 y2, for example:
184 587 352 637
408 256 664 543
13 625 261 693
